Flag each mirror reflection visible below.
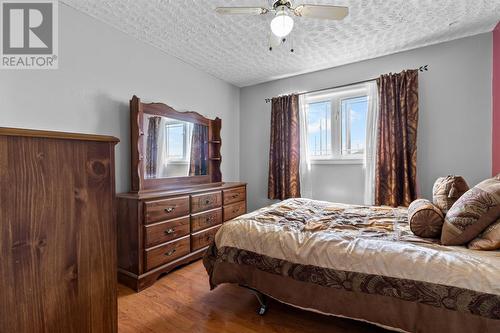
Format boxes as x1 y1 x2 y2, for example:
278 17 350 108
144 114 208 179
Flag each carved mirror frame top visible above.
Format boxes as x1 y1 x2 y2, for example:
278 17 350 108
130 95 222 193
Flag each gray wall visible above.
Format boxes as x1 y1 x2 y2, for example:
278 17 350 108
0 4 240 193
240 34 493 211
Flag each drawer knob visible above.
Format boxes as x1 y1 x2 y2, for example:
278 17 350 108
232 194 239 198
204 199 211 205
164 207 175 213
164 248 176 256
205 216 214 222
233 209 239 214
164 228 175 235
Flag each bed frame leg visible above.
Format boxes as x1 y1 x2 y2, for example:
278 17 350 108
254 291 268 315
239 285 269 315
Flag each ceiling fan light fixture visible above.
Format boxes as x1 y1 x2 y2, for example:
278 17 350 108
270 7 294 37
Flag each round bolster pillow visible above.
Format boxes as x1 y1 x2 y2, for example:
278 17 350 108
408 199 444 238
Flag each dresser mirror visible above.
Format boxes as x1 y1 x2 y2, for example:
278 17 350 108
130 95 221 192
143 114 208 179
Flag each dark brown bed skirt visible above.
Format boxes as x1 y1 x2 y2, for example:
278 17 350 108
203 244 500 333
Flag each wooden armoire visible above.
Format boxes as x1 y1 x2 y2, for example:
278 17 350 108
0 127 119 333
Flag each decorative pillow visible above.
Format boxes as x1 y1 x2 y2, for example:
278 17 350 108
467 218 500 250
441 176 500 246
407 199 444 238
432 175 469 213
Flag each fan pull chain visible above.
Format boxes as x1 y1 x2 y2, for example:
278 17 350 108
267 31 296 52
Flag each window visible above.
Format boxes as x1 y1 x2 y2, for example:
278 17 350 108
305 84 369 162
165 122 190 161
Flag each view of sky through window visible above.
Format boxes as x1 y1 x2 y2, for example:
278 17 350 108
306 92 368 159
341 96 367 155
307 101 332 156
166 123 185 160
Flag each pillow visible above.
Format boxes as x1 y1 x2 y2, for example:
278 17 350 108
441 175 500 246
432 175 469 213
407 199 444 238
467 218 500 250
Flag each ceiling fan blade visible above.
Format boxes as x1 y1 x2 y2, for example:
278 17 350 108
294 5 348 20
215 7 268 15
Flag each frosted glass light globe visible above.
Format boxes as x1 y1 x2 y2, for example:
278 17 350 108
270 11 294 37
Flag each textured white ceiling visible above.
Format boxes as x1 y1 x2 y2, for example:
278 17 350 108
62 0 500 87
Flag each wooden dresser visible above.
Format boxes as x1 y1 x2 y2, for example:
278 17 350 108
0 127 119 333
117 96 247 291
117 182 247 291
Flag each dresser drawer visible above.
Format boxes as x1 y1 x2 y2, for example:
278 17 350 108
144 196 190 224
191 208 222 233
144 236 190 271
223 186 246 205
223 201 246 222
191 225 221 252
191 191 222 213
144 216 190 248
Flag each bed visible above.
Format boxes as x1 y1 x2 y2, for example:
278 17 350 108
203 198 500 333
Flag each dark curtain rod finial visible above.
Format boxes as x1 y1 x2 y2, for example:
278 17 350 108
265 65 429 103
419 65 429 72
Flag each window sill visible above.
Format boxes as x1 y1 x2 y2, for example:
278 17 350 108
165 160 189 165
310 158 364 165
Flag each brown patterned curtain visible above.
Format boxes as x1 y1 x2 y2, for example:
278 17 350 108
268 94 301 200
189 124 208 176
145 116 161 178
375 70 419 207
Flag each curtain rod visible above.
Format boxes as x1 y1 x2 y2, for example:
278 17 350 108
264 65 429 103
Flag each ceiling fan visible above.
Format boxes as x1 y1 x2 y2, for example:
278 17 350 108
216 1 349 38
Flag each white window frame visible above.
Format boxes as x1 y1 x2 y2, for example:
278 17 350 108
304 83 369 165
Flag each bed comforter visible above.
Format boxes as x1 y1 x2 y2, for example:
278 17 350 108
203 198 500 333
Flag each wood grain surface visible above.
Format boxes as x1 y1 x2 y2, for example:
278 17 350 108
117 260 389 333
0 133 118 333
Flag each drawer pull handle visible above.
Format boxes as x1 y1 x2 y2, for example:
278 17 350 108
164 207 175 213
233 209 239 214
232 194 239 198
205 216 214 222
164 228 175 235
204 199 212 205
164 248 176 256
205 236 213 242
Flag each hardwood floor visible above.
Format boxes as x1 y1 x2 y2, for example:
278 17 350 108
118 260 389 333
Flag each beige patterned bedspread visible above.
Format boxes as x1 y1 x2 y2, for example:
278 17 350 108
214 198 500 295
